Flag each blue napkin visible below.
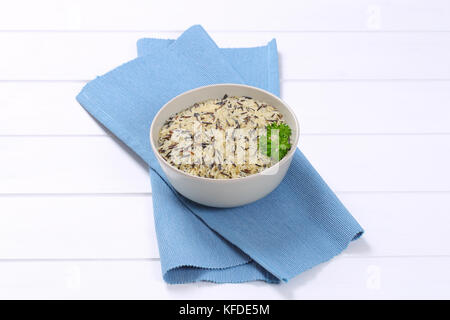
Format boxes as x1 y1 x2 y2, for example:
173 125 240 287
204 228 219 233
77 25 363 284
137 38 280 97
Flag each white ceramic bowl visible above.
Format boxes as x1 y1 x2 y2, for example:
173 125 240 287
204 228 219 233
150 84 299 207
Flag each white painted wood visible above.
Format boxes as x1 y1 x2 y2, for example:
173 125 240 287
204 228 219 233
0 193 449 260
339 192 450 257
300 134 450 192
0 82 104 135
283 81 450 134
2 81 450 136
0 257 448 299
1 32 450 80
0 32 138 81
0 137 150 194
1 0 450 32
1 135 448 194
1 0 450 300
217 33 450 81
0 195 158 259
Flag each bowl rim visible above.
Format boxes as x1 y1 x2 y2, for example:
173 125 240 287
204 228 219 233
149 83 300 183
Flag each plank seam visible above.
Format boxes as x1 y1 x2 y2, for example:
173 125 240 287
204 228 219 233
3 79 450 83
2 133 450 138
2 29 450 33
1 190 450 197
1 255 450 263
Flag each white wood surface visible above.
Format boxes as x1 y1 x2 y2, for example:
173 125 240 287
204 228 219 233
1 257 449 300
1 135 449 193
1 0 449 299
2 81 450 135
2 32 450 80
1 0 450 32
1 193 450 260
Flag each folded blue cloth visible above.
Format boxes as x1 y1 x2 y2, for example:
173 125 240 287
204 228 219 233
77 25 363 284
137 38 280 97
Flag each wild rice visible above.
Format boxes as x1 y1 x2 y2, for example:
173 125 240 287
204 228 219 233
158 96 286 179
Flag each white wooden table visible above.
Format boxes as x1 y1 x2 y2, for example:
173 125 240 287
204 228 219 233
1 0 450 299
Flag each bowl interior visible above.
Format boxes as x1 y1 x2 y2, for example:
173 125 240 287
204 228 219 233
150 84 299 166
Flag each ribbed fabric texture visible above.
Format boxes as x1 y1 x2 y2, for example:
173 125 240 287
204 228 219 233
76 25 363 284
137 38 280 96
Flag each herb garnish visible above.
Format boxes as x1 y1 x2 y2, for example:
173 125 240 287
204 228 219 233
259 123 292 161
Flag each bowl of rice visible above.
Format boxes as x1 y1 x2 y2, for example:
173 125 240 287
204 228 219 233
150 84 299 207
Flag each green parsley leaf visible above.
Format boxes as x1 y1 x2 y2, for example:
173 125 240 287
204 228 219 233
259 123 292 161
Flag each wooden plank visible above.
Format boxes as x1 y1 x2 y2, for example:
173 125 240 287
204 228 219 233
0 135 448 194
1 0 450 31
0 257 449 299
2 81 449 136
0 82 105 135
0 137 150 194
1 32 450 80
0 193 449 259
339 192 450 257
283 80 450 134
0 32 139 81
300 134 450 192
0 195 158 259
